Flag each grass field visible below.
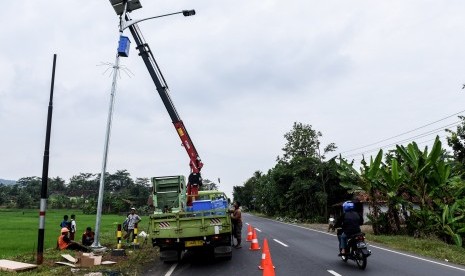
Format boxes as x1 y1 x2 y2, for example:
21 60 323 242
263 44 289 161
0 209 150 259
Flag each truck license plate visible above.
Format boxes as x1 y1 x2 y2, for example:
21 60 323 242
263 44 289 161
185 240 204 247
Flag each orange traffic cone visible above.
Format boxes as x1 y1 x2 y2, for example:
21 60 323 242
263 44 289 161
246 225 253 242
259 238 275 270
249 229 261 251
263 260 276 276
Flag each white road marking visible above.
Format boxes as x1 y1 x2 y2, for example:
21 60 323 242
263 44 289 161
327 270 342 276
273 239 289 247
254 227 262 232
370 244 465 272
164 263 177 276
252 214 465 273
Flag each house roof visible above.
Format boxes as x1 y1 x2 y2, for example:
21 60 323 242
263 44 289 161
352 191 420 203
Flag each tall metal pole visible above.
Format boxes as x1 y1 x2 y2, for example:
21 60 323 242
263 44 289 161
37 54 57 264
92 48 121 248
92 3 127 248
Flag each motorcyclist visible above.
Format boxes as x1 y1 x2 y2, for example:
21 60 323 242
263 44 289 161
335 201 363 255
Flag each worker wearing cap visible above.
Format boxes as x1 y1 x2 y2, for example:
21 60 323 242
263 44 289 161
57 227 89 252
124 207 141 243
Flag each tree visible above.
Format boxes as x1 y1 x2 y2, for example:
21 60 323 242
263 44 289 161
68 173 98 197
278 122 338 220
0 184 11 206
233 171 262 210
279 122 322 162
17 189 34 208
446 115 465 171
16 177 41 208
49 177 66 194
339 150 384 234
201 179 219 191
102 170 134 192
135 177 150 187
379 157 407 234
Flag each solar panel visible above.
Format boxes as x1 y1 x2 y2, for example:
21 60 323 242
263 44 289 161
109 0 142 15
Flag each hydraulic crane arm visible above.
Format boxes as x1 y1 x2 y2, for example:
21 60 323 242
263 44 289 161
126 16 203 204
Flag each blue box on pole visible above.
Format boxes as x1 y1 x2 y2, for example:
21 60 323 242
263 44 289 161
118 36 131 57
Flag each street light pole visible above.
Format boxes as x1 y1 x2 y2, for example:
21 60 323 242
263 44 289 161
92 0 196 249
92 2 128 249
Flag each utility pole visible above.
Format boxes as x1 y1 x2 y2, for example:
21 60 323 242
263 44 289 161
37 54 57 264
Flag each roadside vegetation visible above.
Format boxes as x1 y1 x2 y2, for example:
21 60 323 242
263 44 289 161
365 233 465 266
0 171 152 215
234 119 465 255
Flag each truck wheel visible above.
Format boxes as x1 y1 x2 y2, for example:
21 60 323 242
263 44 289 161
160 249 179 263
213 245 233 261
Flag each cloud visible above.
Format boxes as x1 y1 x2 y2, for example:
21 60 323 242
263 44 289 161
2 1 465 198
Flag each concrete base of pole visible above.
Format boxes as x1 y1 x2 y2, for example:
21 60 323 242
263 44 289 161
90 246 107 254
111 249 126 256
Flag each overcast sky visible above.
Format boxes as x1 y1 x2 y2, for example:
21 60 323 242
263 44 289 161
2 1 465 198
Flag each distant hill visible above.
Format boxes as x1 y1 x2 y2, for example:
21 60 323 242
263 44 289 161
0 179 16 185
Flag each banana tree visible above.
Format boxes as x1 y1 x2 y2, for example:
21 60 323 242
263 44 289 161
339 150 384 234
439 201 465 247
396 137 442 209
380 158 407 234
395 136 445 234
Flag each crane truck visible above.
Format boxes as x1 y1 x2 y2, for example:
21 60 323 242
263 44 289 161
108 0 233 261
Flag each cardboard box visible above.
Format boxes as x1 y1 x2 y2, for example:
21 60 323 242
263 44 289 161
75 253 102 267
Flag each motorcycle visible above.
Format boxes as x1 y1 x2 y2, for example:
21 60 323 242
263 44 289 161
338 231 371 270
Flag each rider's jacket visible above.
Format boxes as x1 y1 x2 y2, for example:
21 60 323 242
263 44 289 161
335 210 363 236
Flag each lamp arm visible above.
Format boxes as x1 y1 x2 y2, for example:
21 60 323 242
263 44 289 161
122 11 183 30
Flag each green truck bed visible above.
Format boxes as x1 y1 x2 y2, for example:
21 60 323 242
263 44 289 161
149 176 233 261
150 210 231 238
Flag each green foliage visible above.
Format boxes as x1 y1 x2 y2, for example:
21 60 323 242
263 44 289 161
200 178 219 191
339 134 465 248
1 170 152 213
440 201 465 247
339 150 385 234
235 122 341 222
446 115 465 170
279 122 323 162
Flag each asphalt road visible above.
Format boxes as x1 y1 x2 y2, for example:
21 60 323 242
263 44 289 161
143 213 465 276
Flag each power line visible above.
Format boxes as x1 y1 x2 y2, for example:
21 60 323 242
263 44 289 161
345 134 448 164
344 126 451 159
343 122 457 159
339 109 465 155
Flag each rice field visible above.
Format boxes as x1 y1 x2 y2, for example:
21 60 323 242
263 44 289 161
0 209 149 259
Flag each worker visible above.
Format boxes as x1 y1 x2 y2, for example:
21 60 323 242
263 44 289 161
230 201 242 249
81 227 95 246
124 207 141 243
57 227 89 252
60 215 70 230
70 214 77 240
